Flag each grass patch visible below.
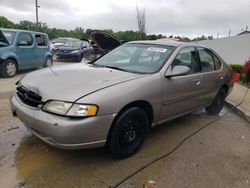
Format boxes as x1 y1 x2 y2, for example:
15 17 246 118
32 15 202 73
238 81 250 88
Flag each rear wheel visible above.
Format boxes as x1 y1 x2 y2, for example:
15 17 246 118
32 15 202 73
205 88 227 115
107 107 149 159
0 59 17 78
44 56 53 67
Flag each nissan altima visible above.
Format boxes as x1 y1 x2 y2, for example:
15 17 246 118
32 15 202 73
11 40 234 158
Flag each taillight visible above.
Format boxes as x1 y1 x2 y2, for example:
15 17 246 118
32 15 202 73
231 72 240 83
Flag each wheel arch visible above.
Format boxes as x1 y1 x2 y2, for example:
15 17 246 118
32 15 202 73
220 84 229 95
106 100 154 144
116 100 154 126
6 57 19 71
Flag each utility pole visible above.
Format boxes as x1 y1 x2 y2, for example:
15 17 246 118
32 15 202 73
35 0 40 28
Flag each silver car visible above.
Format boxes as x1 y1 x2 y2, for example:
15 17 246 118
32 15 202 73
11 40 234 158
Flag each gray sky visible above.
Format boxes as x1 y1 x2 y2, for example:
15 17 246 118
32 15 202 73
0 0 249 38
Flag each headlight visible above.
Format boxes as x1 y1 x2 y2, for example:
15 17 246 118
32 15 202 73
71 49 80 53
43 101 98 117
67 104 98 117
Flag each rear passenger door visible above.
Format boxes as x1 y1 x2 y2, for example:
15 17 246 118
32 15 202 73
15 32 36 68
161 47 203 120
197 47 223 105
35 34 49 66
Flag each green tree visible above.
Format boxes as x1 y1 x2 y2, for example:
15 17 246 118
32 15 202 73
0 16 15 28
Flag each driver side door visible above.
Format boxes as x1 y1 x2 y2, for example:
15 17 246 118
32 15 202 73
160 47 203 121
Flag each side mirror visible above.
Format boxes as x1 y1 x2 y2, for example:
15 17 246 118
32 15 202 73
18 41 28 46
165 65 191 78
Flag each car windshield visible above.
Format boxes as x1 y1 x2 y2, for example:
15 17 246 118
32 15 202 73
94 43 175 74
53 38 70 43
1 31 16 44
63 41 81 48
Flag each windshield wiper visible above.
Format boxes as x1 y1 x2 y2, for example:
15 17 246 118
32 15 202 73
104 65 128 72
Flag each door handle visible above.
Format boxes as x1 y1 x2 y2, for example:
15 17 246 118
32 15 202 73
193 79 201 85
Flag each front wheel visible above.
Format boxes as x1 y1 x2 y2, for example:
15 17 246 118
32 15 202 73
107 107 149 159
205 88 227 115
0 59 17 78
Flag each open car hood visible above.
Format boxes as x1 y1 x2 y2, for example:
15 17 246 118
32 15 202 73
0 30 9 47
90 30 121 52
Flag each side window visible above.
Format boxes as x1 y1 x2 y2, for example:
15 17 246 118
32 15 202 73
212 53 221 70
18 33 33 46
35 34 47 46
197 48 215 72
172 47 200 74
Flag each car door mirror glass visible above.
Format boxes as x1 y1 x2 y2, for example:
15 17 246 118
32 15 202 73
165 65 191 78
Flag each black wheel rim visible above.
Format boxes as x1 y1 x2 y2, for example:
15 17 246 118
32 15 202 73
119 118 142 147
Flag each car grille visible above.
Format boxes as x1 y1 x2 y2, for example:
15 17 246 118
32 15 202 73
60 50 70 53
16 86 43 107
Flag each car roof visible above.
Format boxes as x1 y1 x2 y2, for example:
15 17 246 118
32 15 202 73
127 39 208 48
127 39 185 47
0 28 47 35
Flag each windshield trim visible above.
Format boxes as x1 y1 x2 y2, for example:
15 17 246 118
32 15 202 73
93 43 176 74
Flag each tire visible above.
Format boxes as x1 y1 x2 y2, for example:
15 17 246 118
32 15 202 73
44 56 53 67
205 88 227 115
0 59 17 78
107 107 149 159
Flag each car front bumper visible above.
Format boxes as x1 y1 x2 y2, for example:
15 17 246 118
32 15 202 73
10 95 115 149
57 53 81 59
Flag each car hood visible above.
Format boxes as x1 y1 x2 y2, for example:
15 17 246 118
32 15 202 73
19 64 145 102
90 30 121 52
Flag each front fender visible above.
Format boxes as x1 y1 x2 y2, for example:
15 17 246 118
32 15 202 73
76 73 163 124
0 51 19 65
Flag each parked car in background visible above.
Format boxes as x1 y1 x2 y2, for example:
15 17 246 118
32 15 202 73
57 40 93 62
90 30 121 55
49 41 56 58
81 30 122 63
11 40 234 158
0 28 52 78
51 37 78 50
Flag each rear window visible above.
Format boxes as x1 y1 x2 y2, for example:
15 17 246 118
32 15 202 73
197 47 215 72
212 53 222 70
35 34 48 46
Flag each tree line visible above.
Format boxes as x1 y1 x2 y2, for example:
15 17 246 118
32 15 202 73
0 16 213 42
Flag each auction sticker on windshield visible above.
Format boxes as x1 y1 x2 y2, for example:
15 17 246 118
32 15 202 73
147 47 167 53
